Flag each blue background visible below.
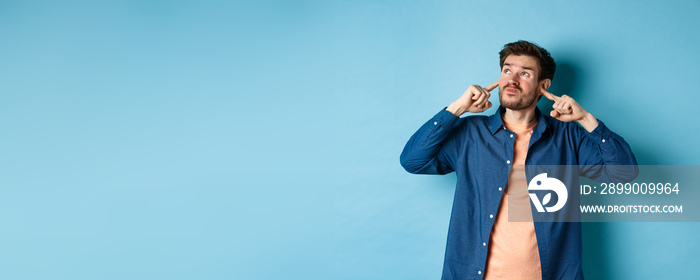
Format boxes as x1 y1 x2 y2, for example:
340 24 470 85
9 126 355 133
1 0 698 279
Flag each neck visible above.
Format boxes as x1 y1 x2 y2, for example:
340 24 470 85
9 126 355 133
503 106 537 124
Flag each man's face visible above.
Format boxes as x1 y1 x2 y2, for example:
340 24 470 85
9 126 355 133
498 55 546 110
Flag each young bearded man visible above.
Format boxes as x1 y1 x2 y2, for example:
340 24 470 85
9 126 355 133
400 40 637 280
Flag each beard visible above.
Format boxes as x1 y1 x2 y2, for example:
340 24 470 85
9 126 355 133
499 85 538 110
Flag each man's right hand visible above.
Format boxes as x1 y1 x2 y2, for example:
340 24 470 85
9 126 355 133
446 81 499 116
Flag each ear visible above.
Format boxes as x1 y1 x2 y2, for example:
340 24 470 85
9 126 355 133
539 79 551 96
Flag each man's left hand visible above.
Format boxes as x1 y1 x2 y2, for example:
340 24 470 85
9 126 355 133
541 89 599 132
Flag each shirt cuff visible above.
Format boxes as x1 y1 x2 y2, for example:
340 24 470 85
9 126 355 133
433 107 460 127
585 119 613 144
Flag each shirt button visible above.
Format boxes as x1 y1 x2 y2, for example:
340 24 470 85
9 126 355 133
478 271 482 275
490 214 494 218
498 187 503 191
510 134 514 138
434 121 438 125
602 139 606 143
506 160 511 164
483 242 486 246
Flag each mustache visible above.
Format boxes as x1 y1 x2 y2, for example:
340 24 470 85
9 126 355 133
502 85 522 91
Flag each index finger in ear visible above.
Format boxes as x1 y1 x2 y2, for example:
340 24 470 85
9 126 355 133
484 81 499 92
541 90 560 101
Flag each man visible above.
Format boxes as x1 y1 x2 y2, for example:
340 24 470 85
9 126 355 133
400 41 637 280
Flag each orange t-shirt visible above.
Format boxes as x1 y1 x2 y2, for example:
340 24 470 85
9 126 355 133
484 118 541 280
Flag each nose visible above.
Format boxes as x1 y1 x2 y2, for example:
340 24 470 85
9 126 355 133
507 74 519 86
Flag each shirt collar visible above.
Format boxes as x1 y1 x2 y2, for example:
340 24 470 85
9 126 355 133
489 106 551 135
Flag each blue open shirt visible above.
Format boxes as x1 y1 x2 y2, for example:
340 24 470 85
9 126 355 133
400 106 637 280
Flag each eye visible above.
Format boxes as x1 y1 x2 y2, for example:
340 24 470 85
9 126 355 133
521 72 531 77
504 69 511 74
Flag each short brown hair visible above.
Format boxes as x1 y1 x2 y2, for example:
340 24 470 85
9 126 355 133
499 40 556 82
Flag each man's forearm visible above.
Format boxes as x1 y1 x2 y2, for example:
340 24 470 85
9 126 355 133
577 112 599 133
446 101 467 117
